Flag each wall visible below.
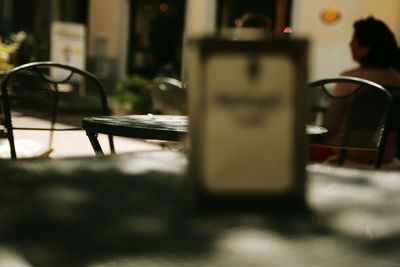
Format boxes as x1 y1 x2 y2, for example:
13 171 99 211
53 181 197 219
366 0 400 37
292 0 400 81
184 0 216 38
87 0 400 82
87 0 129 82
88 0 126 58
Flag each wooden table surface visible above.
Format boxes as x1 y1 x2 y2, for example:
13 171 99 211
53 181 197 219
0 151 400 266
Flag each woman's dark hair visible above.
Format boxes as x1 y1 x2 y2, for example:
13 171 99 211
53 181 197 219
354 16 399 67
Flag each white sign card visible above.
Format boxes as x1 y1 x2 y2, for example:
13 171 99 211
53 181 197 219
188 38 308 201
203 53 295 192
50 21 86 78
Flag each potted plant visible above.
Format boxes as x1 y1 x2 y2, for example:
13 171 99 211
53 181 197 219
0 31 28 71
111 74 153 115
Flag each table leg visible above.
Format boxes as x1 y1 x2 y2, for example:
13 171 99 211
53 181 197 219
108 135 115 154
85 131 104 155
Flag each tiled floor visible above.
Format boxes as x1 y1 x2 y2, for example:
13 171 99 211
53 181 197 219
50 130 163 158
3 116 163 159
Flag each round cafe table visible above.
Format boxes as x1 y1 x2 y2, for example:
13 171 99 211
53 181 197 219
82 115 327 155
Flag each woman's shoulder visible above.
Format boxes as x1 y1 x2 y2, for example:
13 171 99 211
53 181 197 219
340 67 363 77
340 66 385 77
340 66 400 86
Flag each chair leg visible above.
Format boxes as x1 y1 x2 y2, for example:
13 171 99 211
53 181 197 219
338 149 347 165
374 147 385 169
374 159 382 169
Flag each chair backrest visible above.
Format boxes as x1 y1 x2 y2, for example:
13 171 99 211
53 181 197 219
0 61 114 159
308 76 392 168
150 76 186 115
383 86 400 159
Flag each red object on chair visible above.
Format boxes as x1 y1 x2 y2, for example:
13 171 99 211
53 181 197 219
310 146 336 162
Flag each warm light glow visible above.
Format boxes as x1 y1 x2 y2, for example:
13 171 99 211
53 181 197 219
320 7 341 24
160 3 169 12
234 18 243 28
283 27 292 33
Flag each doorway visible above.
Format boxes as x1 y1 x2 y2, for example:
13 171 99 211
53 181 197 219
127 0 186 79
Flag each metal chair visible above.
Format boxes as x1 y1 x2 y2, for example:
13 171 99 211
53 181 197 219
147 77 186 150
383 86 400 160
308 76 392 169
150 76 186 115
0 61 114 159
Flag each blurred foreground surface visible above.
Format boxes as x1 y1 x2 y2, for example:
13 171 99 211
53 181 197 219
0 151 400 266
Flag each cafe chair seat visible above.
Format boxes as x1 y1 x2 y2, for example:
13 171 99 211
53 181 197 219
0 139 53 159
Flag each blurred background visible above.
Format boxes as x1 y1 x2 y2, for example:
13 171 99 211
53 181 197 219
0 0 399 95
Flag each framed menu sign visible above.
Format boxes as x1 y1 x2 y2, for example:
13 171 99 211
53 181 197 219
186 38 308 209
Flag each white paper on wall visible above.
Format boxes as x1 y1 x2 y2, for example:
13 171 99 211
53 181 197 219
51 21 86 79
